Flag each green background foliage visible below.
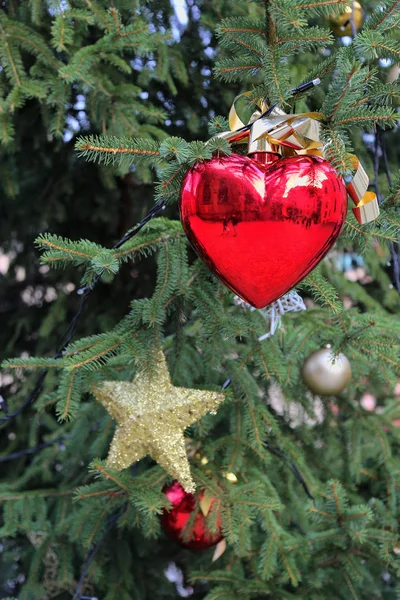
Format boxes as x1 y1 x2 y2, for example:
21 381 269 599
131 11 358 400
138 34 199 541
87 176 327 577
1 0 400 598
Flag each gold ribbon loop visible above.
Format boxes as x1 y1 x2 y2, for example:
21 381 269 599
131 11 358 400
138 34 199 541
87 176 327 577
352 192 380 224
347 156 380 224
347 155 369 202
228 91 254 131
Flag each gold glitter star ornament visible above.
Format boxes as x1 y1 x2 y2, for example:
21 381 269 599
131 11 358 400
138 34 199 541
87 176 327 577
91 350 224 492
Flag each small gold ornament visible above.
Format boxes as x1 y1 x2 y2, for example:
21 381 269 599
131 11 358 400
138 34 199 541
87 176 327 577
193 451 238 485
302 348 352 396
329 1 364 37
92 350 224 493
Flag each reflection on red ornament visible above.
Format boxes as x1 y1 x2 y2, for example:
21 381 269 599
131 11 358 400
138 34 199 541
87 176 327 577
180 153 347 308
160 481 223 550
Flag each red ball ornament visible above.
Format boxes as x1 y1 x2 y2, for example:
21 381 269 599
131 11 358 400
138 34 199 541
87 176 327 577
180 152 347 308
160 481 223 550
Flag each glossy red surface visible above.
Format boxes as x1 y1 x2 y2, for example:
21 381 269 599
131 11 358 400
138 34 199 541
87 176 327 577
180 153 347 308
160 481 223 550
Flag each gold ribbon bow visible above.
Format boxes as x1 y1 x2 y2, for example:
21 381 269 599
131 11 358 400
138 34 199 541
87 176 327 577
216 94 379 225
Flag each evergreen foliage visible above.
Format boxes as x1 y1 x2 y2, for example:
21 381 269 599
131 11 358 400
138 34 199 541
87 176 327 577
1 0 400 598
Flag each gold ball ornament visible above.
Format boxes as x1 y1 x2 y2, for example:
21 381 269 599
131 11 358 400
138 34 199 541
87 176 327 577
329 2 364 37
302 348 352 396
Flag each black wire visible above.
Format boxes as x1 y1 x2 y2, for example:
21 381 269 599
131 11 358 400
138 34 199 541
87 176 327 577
76 202 166 295
0 369 49 424
264 441 315 504
389 242 400 293
113 202 166 250
0 202 166 425
228 79 320 138
0 436 66 462
379 129 400 293
72 509 124 600
290 518 307 536
381 130 393 189
373 127 400 294
373 126 382 204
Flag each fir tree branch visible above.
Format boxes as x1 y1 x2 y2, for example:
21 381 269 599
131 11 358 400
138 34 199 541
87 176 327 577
0 489 74 502
82 0 111 29
334 113 396 127
343 570 360 600
302 271 343 317
219 27 266 35
75 135 161 165
114 229 184 259
67 340 121 371
71 508 125 600
91 463 130 493
367 0 400 31
0 37 22 86
220 35 265 57
0 203 166 425
329 66 358 120
294 0 349 8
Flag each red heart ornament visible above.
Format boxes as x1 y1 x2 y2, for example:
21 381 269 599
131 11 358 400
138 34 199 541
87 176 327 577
179 153 347 308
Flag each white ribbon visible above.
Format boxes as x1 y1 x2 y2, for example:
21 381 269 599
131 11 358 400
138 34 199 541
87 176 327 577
234 290 306 340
